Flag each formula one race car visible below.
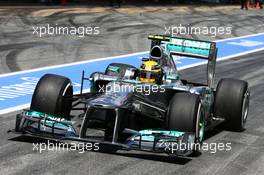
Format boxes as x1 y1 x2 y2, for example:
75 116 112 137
14 35 250 156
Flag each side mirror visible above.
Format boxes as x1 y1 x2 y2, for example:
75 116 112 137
141 57 149 62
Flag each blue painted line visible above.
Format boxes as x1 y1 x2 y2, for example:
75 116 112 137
0 33 264 113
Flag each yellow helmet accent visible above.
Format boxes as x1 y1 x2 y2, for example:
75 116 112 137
139 60 162 83
140 61 160 72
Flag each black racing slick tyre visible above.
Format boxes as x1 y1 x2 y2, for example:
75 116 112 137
167 93 204 143
30 74 73 119
105 63 136 78
214 78 250 131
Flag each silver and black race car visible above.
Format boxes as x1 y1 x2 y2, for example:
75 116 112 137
13 35 250 156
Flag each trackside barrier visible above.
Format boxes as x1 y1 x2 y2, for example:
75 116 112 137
247 0 263 9
60 0 67 5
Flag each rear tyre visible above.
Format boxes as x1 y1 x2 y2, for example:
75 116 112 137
30 74 73 119
214 78 249 131
105 63 136 78
167 93 204 144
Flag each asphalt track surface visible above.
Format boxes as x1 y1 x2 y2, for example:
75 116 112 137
0 5 264 73
0 5 264 175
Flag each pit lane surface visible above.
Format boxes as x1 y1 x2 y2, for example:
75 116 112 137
0 51 263 175
0 5 264 73
0 5 264 175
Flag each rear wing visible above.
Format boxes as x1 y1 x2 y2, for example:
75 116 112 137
148 35 217 89
148 35 217 60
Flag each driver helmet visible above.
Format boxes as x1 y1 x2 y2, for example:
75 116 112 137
139 60 162 83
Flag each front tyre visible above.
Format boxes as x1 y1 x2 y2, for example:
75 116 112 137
214 78 250 131
30 74 73 119
167 93 205 144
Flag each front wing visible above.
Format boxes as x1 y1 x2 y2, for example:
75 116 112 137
13 110 196 156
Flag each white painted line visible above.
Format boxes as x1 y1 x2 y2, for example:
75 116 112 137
178 61 207 70
215 32 264 42
218 47 264 62
0 51 148 78
0 89 91 115
178 47 264 70
0 32 263 78
0 103 30 115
